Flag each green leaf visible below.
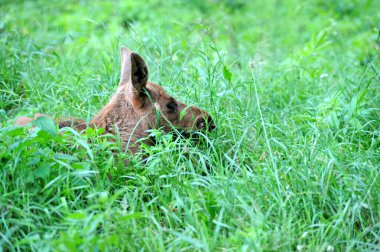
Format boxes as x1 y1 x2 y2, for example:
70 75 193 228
1 126 24 137
53 153 78 161
330 111 340 130
34 164 51 178
223 66 232 82
66 212 87 220
34 116 57 137
119 212 145 221
180 106 190 121
25 170 35 183
0 109 7 121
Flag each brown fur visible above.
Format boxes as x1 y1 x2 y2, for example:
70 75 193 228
15 47 215 154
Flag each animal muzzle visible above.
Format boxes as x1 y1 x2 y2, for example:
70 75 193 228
197 116 216 131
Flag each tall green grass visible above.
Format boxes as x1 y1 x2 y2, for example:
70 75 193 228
1 0 379 251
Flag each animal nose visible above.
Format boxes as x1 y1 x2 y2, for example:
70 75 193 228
208 116 216 131
197 116 216 131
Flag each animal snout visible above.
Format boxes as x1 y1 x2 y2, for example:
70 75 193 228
197 116 216 131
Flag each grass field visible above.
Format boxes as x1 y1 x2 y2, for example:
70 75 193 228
1 0 380 251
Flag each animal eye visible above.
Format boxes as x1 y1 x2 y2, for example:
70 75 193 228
166 102 177 113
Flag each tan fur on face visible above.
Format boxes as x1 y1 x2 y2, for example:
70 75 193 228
15 47 215 154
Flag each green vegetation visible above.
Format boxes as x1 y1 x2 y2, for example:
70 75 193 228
1 0 379 251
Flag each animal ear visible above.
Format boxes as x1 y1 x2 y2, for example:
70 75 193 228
120 47 133 85
119 47 149 108
130 52 148 94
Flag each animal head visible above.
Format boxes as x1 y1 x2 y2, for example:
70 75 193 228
92 47 215 147
14 47 215 154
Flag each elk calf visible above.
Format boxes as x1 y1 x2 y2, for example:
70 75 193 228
15 47 215 153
